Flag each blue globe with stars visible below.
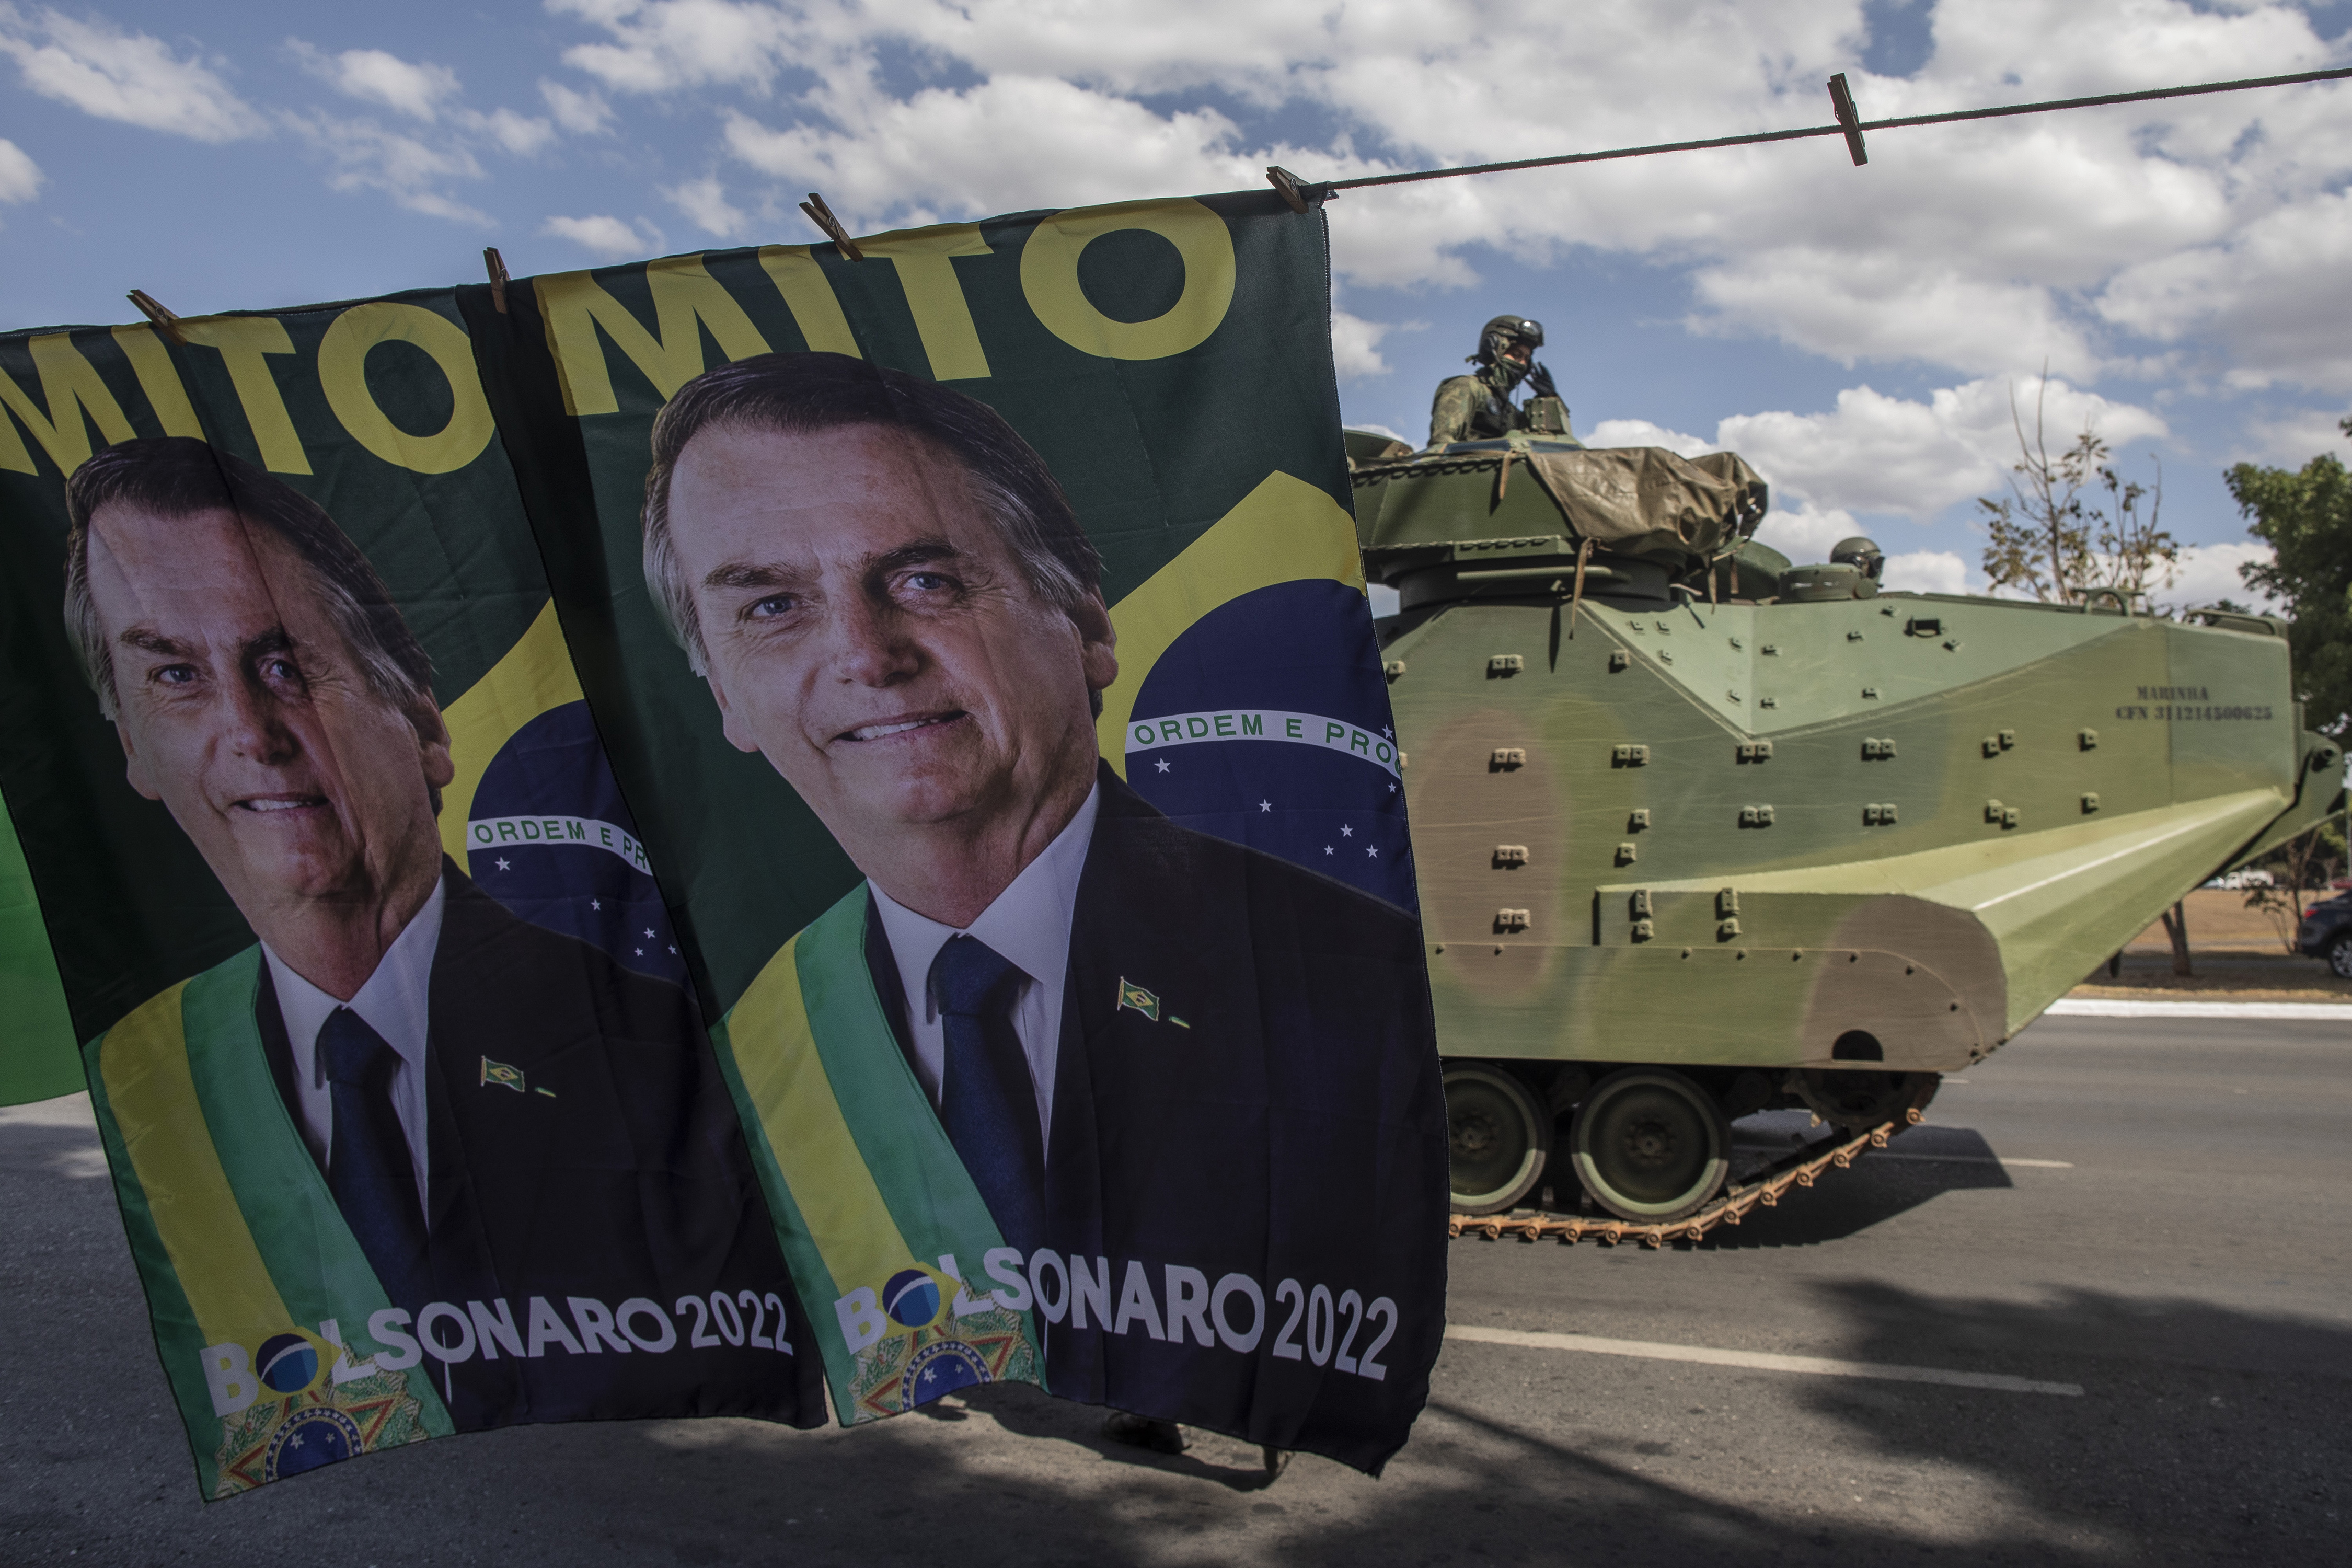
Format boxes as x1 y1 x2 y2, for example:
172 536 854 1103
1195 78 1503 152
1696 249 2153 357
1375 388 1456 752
262 1405 362 1481
1126 579 1416 912
466 701 687 985
904 1339 993 1406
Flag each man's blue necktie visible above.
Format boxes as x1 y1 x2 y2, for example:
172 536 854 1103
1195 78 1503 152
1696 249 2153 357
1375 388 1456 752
320 1007 431 1309
930 935 1045 1258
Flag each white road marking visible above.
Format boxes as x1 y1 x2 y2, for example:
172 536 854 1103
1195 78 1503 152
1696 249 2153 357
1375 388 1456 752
1445 1324 2084 1397
1874 1151 2073 1169
2049 998 2352 1021
0 1091 94 1128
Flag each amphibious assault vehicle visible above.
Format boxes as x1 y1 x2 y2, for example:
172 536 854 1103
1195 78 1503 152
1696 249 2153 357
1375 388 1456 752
1347 429 2345 1235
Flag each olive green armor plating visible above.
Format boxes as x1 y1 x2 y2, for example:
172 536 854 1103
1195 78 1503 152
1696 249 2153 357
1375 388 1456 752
1348 429 2346 1220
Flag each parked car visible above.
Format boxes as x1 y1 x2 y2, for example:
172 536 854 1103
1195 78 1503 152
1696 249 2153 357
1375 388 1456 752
2206 869 2276 890
2296 892 2352 979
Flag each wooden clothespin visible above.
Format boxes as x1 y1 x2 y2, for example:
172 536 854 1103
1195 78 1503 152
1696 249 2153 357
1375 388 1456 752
799 192 864 261
1828 73 1869 166
1265 165 1312 214
127 289 185 344
483 247 511 314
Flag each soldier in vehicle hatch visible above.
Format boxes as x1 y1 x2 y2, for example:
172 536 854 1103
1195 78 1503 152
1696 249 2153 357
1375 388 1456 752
1424 314 1578 449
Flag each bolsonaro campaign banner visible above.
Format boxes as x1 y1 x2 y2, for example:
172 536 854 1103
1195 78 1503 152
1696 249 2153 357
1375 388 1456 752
0 189 1446 1497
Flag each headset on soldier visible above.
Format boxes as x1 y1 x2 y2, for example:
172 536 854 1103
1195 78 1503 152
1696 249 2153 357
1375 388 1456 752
1472 315 1557 402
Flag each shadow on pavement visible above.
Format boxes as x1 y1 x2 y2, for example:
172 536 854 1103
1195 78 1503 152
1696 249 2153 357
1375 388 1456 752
1791 1276 2352 1558
7 1096 2347 1567
1511 1113 2023 1253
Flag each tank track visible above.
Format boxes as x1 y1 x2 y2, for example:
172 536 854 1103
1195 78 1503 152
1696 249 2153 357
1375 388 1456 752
1447 1106 1926 1248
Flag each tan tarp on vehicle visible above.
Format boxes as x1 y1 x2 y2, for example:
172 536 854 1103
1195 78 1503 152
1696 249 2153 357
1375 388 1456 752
1524 447 1769 558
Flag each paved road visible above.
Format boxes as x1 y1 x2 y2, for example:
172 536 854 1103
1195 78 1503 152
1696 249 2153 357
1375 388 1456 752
5 1014 2348 1565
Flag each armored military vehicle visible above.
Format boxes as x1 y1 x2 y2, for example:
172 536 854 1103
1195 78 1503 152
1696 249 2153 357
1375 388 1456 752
1347 429 2346 1239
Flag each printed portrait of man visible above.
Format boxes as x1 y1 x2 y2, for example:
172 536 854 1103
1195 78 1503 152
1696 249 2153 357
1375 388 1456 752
642 352 1446 1438
66 436 817 1434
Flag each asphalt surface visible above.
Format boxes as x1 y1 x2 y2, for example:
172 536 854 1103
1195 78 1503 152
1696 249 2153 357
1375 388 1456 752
5 1013 2349 1566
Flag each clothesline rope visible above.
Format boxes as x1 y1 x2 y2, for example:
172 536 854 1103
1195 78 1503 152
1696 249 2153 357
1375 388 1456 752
1282 65 2352 195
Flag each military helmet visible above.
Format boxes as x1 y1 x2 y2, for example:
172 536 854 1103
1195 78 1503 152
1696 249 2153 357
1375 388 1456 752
1472 315 1545 366
1830 536 1886 581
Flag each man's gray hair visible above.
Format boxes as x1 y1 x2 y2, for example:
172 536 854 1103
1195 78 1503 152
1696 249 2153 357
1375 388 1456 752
63 437 435 721
641 351 1103 677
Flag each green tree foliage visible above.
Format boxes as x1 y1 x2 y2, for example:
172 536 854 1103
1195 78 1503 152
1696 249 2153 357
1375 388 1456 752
1978 376 2177 603
2226 417 2352 740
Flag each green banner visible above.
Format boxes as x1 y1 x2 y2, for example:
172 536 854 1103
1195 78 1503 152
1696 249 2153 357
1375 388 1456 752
0 189 1447 1493
0 800 75 1103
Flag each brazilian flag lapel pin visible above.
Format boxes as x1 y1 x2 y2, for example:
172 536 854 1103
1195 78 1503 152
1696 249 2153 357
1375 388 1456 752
479 1056 527 1093
1116 978 1189 1029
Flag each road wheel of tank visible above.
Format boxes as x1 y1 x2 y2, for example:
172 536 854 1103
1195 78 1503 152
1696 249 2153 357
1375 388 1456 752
1567 1070 1731 1224
1794 1068 1940 1135
1445 1064 1549 1215
2329 932 2352 981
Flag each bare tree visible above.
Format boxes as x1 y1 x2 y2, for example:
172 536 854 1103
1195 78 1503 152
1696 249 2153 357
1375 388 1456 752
2157 900 2192 977
2076 452 2177 601
2244 823 2347 954
1978 371 2179 603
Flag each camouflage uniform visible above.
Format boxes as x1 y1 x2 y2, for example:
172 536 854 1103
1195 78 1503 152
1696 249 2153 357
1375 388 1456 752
1426 363 1529 447
1425 314 1577 449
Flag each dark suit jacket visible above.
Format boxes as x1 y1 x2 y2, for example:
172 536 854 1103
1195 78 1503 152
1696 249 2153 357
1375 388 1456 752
259 861 825 1434
868 766 1448 1472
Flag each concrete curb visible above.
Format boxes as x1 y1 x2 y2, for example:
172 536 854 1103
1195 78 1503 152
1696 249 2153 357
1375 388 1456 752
2048 998 2352 1021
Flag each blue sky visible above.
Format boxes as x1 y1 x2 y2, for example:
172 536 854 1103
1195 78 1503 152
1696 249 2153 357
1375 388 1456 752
3 1 2348 605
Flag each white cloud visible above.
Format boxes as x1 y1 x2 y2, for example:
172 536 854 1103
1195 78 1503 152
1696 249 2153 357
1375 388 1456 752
459 107 559 157
0 137 41 204
665 174 747 239
1882 550 1970 596
2229 408 2351 470
1584 418 1713 458
1330 310 1394 382
289 112 489 224
2099 189 2352 394
2147 541 2279 614
1717 376 2166 520
543 212 663 257
540 77 613 134
1688 253 2103 382
526 0 2352 406
1752 500 1864 565
719 79 1258 225
289 41 460 122
550 0 798 94
0 8 264 142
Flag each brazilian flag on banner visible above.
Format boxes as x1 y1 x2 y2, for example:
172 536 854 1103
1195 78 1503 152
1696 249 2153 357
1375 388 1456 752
0 189 1447 1495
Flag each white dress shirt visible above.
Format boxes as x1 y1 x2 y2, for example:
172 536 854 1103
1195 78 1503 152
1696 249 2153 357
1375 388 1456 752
868 782 1100 1151
261 877 446 1217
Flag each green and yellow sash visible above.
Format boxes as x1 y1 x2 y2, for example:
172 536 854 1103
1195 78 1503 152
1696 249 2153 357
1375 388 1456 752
711 889 1041 1420
714 470 1367 1420
87 949 446 1497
